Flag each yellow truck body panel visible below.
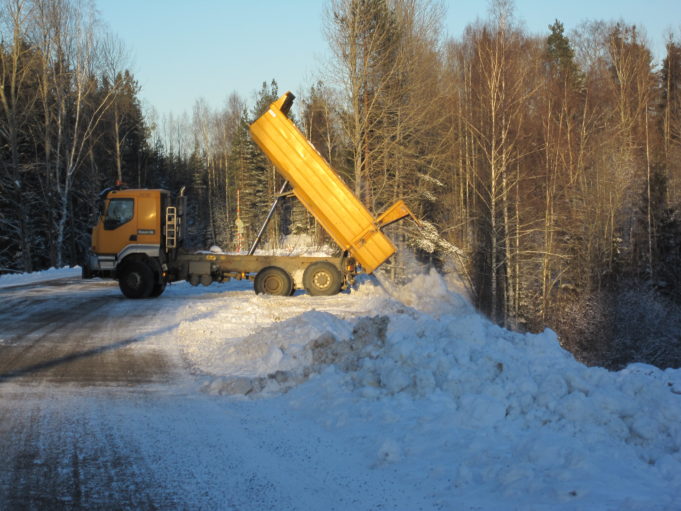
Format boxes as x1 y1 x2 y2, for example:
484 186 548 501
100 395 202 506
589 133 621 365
249 92 408 273
92 189 162 255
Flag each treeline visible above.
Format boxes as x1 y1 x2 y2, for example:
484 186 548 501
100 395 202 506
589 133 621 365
322 0 681 369
149 80 326 253
1 0 148 270
2 0 681 368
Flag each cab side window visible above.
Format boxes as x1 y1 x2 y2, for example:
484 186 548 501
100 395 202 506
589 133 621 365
104 198 134 230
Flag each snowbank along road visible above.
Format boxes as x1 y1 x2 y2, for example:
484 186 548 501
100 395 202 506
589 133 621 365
0 268 680 510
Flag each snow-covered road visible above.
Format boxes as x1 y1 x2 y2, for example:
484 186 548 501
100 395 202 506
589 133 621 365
1 269 680 510
0 276 427 509
0 277 182 385
0 381 421 509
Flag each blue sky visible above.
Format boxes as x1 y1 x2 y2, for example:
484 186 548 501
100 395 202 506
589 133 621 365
97 0 681 117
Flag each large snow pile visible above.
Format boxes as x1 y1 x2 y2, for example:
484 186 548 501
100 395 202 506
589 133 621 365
177 270 681 510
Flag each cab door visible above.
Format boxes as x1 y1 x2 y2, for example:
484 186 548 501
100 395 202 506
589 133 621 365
93 196 137 255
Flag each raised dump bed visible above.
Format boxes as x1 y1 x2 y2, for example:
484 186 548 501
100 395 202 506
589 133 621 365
249 92 414 273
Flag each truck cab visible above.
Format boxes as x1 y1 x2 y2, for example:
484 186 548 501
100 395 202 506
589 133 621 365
92 188 165 258
85 187 174 297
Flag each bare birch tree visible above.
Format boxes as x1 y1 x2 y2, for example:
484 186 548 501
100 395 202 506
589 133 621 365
29 0 121 265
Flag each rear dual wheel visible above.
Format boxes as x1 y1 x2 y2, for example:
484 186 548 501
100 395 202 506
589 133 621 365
254 266 294 296
303 262 342 296
150 280 167 297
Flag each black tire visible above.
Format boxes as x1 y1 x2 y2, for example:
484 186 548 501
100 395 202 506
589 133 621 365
81 264 93 279
118 261 154 299
303 261 342 296
254 266 293 296
149 280 167 298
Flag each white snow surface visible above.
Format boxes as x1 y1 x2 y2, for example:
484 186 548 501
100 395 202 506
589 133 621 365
0 266 81 288
177 269 681 509
7 267 681 509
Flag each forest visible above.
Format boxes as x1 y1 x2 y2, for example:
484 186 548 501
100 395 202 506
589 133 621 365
1 0 681 369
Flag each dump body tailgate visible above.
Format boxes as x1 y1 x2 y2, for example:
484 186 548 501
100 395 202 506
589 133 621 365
249 92 403 273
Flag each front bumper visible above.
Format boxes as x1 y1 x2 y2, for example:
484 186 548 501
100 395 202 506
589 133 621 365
82 251 115 279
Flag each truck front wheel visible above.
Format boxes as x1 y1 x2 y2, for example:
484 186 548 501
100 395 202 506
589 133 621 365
303 262 342 296
118 261 154 299
254 266 293 296
149 280 167 298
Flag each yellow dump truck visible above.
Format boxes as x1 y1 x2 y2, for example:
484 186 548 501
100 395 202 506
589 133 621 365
83 92 415 298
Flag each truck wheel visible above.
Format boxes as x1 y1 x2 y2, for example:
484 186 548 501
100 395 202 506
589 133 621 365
254 266 293 296
81 264 93 279
118 261 154 299
303 262 342 296
149 280 167 298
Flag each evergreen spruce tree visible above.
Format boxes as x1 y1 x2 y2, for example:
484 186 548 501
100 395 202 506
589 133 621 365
546 20 582 89
226 110 250 250
241 80 280 249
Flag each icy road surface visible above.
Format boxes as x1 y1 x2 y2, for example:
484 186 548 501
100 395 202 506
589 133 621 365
0 276 422 510
0 268 680 510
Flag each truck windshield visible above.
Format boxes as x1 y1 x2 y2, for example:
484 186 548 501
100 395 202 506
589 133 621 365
104 198 134 230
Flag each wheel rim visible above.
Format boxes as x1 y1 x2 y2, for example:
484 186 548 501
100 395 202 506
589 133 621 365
126 272 142 290
263 274 284 294
119 261 154 299
303 262 341 296
312 271 331 290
